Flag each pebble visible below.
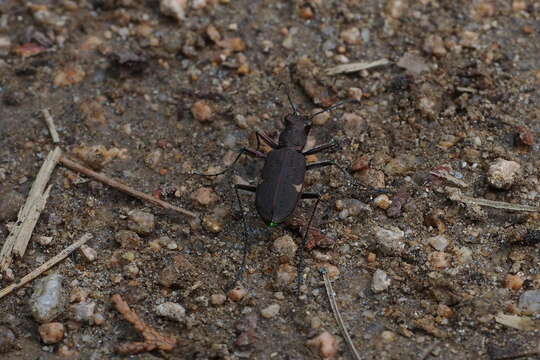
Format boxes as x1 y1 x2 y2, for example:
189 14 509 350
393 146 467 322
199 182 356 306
340 27 361 45
191 187 219 206
429 252 450 269
348 87 363 102
37 236 53 246
311 108 330 126
160 0 187 21
0 190 24 221
384 155 416 176
342 112 366 136
155 302 186 323
386 0 408 18
0 326 16 353
437 304 453 319
260 304 280 319
127 210 155 235
336 198 370 219
29 273 65 323
307 331 338 359
70 301 96 322
275 264 296 287
423 35 447 57
319 263 340 280
93 313 105 326
381 330 396 343
518 290 540 314
206 24 221 43
38 322 65 344
373 194 392 209
53 65 85 87
202 214 224 233
504 274 524 290
273 235 297 263
211 294 226 306
371 269 391 293
227 286 247 302
455 246 472 264
373 225 405 255
427 235 449 251
487 158 521 190
79 245 97 262
115 230 141 248
396 52 430 74
191 100 213 122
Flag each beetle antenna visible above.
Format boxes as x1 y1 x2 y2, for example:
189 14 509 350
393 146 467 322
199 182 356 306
278 82 298 114
309 99 352 120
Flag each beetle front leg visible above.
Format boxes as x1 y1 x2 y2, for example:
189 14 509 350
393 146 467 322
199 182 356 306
255 131 279 150
302 141 338 156
193 147 266 177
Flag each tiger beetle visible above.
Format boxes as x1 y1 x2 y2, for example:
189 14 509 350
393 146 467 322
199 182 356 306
196 89 362 293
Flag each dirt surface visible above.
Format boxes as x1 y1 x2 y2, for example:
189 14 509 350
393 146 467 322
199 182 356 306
1 0 540 359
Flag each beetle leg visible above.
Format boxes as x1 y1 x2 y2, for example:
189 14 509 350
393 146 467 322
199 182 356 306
226 183 258 291
296 192 321 295
193 147 265 177
302 141 338 156
306 160 334 171
256 131 279 150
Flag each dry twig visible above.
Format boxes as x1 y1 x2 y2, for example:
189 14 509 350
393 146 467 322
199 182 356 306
111 294 177 354
0 233 92 300
0 147 62 271
447 187 539 212
325 59 391 75
59 156 197 218
42 109 60 143
321 268 361 360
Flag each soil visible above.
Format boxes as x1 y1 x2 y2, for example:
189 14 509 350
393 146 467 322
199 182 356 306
0 0 539 359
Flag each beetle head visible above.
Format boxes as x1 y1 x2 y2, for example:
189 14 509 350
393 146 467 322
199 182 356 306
279 113 312 149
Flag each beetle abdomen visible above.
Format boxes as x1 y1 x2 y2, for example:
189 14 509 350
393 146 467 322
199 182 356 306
256 148 306 224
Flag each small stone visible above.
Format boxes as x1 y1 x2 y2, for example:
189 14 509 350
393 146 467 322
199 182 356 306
437 304 453 319
423 35 447 57
144 149 162 169
487 158 521 190
517 126 534 146
518 290 540 314
155 302 186 323
460 31 479 48
191 187 219 206
427 235 449 251
311 108 330 126
202 214 224 233
70 301 95 322
93 313 106 326
37 236 53 246
218 37 246 52
307 331 338 359
429 252 450 269
38 322 64 344
397 52 430 74
367 252 376 263
384 155 416 176
381 330 396 343
57 345 78 357
115 230 141 248
206 24 221 43
342 112 366 136
79 245 97 262
260 304 280 319
455 246 472 264
0 326 16 353
373 225 405 255
504 274 524 290
191 100 213 122
340 27 361 45
29 273 65 323
127 210 155 235
53 65 85 87
372 269 391 293
373 194 392 210
319 263 340 280
227 286 247 302
347 87 363 102
211 294 226 305
69 287 89 303
160 0 187 21
298 5 314 19
275 264 296 287
273 235 297 263
386 0 408 18
0 190 24 221
512 0 527 12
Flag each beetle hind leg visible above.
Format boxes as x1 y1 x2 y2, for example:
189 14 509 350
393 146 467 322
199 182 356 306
296 192 321 295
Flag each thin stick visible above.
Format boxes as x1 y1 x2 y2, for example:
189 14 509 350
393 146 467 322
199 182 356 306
42 109 60 143
59 156 198 218
447 187 539 212
0 147 62 271
0 233 93 300
325 59 391 75
321 268 361 360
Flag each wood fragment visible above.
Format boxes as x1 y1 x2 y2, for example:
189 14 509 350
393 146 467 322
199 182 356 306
42 109 60 143
111 294 177 354
321 268 361 360
0 233 92 300
59 156 197 219
0 147 62 271
447 187 539 212
325 58 391 75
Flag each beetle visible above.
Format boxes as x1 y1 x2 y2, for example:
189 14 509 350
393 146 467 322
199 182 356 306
196 91 352 292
